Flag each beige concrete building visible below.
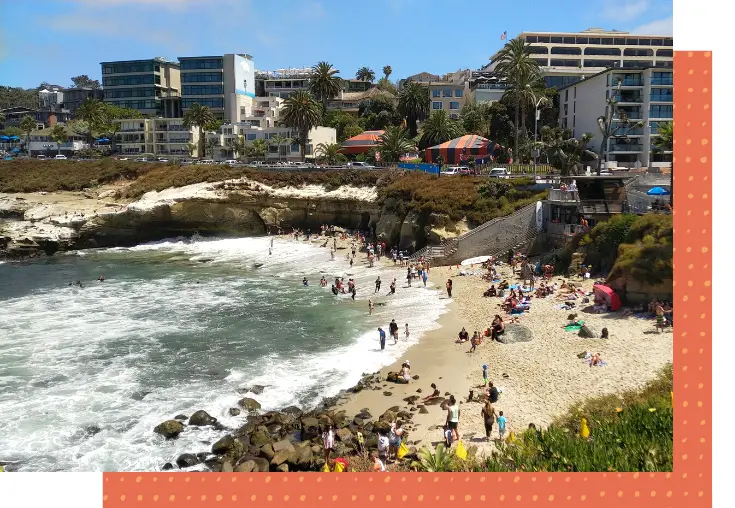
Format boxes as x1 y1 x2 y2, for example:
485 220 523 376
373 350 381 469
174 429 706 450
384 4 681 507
115 118 199 157
401 70 471 119
207 124 336 161
558 66 673 169
100 58 181 116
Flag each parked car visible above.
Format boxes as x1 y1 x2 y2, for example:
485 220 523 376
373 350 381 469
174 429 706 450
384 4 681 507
36 155 48 160
224 160 239 165
135 157 149 162
488 167 511 178
348 161 376 169
441 168 460 176
54 154 67 160
157 158 169 163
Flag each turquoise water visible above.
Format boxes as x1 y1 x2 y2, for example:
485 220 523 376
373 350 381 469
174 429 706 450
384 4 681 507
0 236 448 471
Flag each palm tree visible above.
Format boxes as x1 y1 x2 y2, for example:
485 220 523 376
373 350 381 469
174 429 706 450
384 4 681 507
309 61 343 111
376 125 416 163
50 124 68 155
225 135 245 159
76 98 107 146
19 115 36 155
205 136 219 158
315 142 346 165
398 80 430 138
249 138 269 161
494 36 541 159
651 121 674 205
182 103 215 158
382 65 392 80
537 126 597 175
355 67 375 83
595 82 645 174
281 91 322 161
418 110 464 150
268 133 292 161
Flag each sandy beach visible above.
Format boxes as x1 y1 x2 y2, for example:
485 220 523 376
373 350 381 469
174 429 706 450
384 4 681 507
334 256 673 457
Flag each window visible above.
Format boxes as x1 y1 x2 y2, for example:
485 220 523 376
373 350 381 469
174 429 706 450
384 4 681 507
102 74 155 86
550 36 562 43
432 101 443 110
588 37 600 44
104 87 157 98
525 36 538 43
182 85 224 95
656 49 673 57
181 72 224 83
449 101 460 110
551 47 582 55
622 60 653 69
650 88 673 101
623 48 654 57
550 59 580 67
583 60 618 68
576 36 588 44
455 89 463 97
537 36 550 43
637 38 651 45
108 99 159 110
565 89 569 101
102 61 154 74
443 88 452 97
529 46 548 54
600 37 615 45
246 133 257 140
649 105 673 118
584 47 621 56
544 75 581 88
563 36 576 44
563 104 568 115
534 58 549 66
655 60 674 68
181 98 224 108
432 89 441 97
180 58 223 70
651 72 673 85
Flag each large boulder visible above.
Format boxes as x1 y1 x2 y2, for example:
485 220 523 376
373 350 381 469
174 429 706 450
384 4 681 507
288 444 313 469
273 439 295 454
237 456 269 473
270 449 291 466
153 420 185 439
281 406 303 417
176 453 200 469
578 325 599 338
211 435 244 456
229 408 241 417
372 420 391 435
249 427 271 447
495 324 534 344
335 428 353 442
235 460 256 473
300 417 320 441
259 443 275 460
238 397 262 412
188 410 217 427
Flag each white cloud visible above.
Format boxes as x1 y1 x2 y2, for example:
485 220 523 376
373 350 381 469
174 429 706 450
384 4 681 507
631 16 673 36
603 0 649 21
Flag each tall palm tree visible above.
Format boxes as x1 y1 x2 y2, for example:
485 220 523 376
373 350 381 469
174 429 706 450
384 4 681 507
269 133 292 161
355 67 375 83
182 103 215 158
382 65 392 80
76 98 107 146
19 115 36 154
315 142 346 165
398 80 430 138
376 125 416 163
50 124 68 155
309 61 343 111
418 110 464 150
651 121 674 206
595 82 645 174
494 36 541 159
281 91 322 161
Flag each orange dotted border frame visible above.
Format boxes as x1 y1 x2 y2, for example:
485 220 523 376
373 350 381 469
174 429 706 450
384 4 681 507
101 51 712 507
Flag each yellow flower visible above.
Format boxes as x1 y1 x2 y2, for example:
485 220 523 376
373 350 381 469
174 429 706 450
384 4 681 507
649 408 657 412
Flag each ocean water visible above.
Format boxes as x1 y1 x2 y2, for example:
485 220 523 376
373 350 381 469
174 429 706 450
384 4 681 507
0 236 449 472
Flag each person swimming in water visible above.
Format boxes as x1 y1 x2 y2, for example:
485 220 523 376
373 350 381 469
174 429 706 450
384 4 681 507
303 277 309 286
331 284 339 295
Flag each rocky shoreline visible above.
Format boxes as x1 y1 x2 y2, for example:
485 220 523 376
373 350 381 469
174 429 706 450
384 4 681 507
152 373 437 473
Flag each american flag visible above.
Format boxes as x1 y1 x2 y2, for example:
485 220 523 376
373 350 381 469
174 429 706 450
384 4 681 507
500 31 507 40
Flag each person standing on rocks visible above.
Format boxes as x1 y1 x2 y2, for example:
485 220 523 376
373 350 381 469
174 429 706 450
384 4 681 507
378 327 386 350
322 423 335 465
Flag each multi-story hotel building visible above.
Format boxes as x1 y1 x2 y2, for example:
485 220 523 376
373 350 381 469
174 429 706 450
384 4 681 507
486 28 673 89
115 118 199 157
255 68 312 98
100 58 181 116
558 66 673 169
179 54 256 123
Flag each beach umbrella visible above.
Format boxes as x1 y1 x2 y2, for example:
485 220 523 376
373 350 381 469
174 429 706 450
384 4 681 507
460 255 492 266
0 135 9 141
9 135 20 140
646 186 670 196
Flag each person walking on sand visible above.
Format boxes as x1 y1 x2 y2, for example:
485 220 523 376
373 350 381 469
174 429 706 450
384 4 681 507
481 401 496 441
406 267 412 287
375 276 381 293
369 299 374 315
446 279 453 298
497 411 507 440
446 395 460 442
422 270 428 287
388 279 396 295
378 327 386 350
654 301 666 332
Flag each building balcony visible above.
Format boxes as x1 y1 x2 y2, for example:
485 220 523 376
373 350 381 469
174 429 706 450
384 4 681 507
649 95 673 102
548 189 580 202
608 144 643 152
614 93 643 104
611 78 643 87
650 77 673 86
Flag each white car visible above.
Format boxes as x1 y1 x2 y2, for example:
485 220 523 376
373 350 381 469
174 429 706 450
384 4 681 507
441 168 460 176
488 167 511 178
348 161 376 169
157 158 169 163
54 154 68 160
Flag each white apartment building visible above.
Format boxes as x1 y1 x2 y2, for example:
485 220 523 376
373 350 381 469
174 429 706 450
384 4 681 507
27 125 89 155
256 68 313 99
400 70 471 119
207 124 336 161
115 118 200 157
558 66 673 169
179 54 256 123
486 28 673 89
240 96 283 128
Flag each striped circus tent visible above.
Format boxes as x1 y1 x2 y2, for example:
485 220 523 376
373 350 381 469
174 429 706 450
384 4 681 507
340 130 385 154
424 134 494 164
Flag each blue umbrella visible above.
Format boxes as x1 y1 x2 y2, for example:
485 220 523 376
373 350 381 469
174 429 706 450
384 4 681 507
0 135 9 141
9 135 20 140
647 186 671 196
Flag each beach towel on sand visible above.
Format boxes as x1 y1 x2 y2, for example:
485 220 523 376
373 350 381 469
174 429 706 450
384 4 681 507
564 321 585 332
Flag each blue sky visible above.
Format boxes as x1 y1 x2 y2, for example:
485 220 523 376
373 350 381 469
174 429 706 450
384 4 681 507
0 0 672 89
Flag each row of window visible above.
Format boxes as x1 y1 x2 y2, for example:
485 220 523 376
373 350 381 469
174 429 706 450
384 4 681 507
180 59 223 70
544 76 582 89
650 90 674 101
104 87 158 99
432 101 461 110
181 72 224 83
102 62 160 74
649 105 673 118
530 46 672 57
107 99 160 110
431 88 463 98
103 74 160 86
182 98 224 108
182 85 224 96
524 35 672 46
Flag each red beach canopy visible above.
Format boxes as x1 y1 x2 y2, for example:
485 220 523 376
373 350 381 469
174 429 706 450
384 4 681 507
424 135 494 164
340 130 385 155
593 284 622 312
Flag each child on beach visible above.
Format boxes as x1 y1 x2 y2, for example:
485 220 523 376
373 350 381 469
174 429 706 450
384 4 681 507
404 323 410 341
497 411 507 440
322 423 335 464
372 451 387 472
482 364 488 387
443 425 453 446
369 299 374 315
377 431 390 464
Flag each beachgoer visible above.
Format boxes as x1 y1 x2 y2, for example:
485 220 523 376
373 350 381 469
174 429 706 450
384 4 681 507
377 430 390 465
303 277 308 286
487 382 499 403
389 319 399 344
351 286 357 300
444 425 453 446
481 401 496 441
423 383 440 402
322 423 335 464
406 267 412 287
369 299 374 315
446 279 453 298
388 421 404 461
482 364 488 388
469 333 479 353
372 451 386 472
375 277 381 293
404 323 410 341
97 275 105 282
654 301 666 332
398 361 411 383
497 411 507 440
446 395 460 442
378 327 386 350
456 327 469 344
422 271 428 287
389 280 396 295
491 315 505 341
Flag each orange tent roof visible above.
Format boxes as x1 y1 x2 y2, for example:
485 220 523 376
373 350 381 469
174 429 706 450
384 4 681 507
340 130 384 154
